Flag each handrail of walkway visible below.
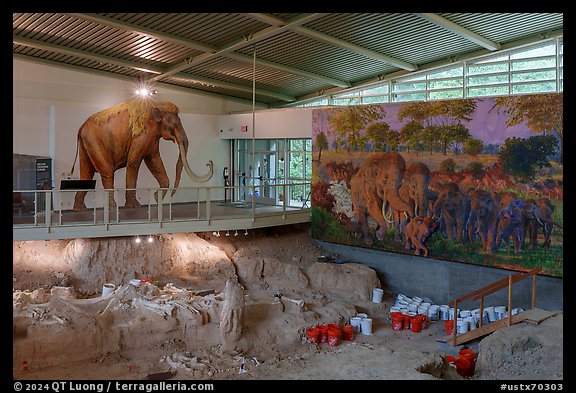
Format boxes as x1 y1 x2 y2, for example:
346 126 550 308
13 182 311 241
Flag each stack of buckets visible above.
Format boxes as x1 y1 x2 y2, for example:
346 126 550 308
389 294 431 333
391 293 525 336
446 349 477 377
307 323 355 346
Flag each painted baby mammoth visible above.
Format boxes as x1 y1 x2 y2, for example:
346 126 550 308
71 100 213 210
350 152 413 245
404 216 438 257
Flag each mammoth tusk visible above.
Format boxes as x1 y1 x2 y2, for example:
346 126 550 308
536 217 543 226
403 211 408 219
178 142 213 183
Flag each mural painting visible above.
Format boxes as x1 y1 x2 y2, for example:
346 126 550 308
311 93 563 277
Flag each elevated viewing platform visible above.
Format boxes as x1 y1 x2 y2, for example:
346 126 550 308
13 184 311 241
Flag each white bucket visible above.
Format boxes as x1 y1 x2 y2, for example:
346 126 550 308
495 306 507 320
428 305 440 321
417 305 429 315
408 304 418 313
102 283 116 297
460 310 471 318
512 307 524 315
350 317 362 333
465 316 477 331
449 308 460 320
389 306 400 314
457 318 468 334
360 318 373 335
484 306 496 322
372 288 384 303
413 296 423 303
439 305 450 320
356 313 368 319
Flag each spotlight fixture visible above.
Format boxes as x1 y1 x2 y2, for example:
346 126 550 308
212 231 217 236
244 229 248 236
148 235 153 243
135 236 141 244
226 230 230 237
216 231 221 237
234 230 239 237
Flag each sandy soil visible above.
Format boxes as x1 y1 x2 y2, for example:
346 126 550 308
13 224 563 381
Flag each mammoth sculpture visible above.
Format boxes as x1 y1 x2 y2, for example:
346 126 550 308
71 100 213 211
466 189 499 253
404 215 438 257
432 181 470 243
495 191 524 254
350 152 413 245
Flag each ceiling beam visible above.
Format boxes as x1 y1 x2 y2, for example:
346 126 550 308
68 13 348 88
415 13 501 51
247 13 418 71
149 13 327 82
226 52 351 88
13 36 294 102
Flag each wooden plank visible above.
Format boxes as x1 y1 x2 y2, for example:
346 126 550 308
470 269 539 302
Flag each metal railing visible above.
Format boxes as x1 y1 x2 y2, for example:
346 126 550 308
13 182 311 233
12 182 311 240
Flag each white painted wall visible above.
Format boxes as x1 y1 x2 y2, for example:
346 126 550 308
218 107 313 139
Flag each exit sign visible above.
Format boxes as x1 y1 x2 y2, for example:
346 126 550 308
241 125 248 132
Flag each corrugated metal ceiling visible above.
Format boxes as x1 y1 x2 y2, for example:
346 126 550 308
13 12 563 108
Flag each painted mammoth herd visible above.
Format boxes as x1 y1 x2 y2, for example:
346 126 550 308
70 100 213 211
350 152 562 258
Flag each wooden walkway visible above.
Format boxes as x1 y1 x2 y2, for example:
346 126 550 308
438 308 560 346
438 268 559 347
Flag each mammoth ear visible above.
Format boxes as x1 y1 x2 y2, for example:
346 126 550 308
152 107 163 122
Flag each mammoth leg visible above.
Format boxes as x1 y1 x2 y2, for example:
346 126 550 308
73 140 96 211
144 155 170 204
125 160 144 208
366 198 387 241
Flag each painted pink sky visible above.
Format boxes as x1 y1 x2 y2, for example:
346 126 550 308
313 98 533 146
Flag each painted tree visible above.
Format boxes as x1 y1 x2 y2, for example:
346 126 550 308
365 121 390 151
314 131 329 162
490 93 563 162
399 120 425 155
327 105 385 154
463 137 484 156
398 99 477 155
499 135 558 182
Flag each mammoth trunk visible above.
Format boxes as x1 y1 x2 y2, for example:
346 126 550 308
174 140 214 187
386 181 412 215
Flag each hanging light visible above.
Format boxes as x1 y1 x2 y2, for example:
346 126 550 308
244 229 249 236
135 236 141 244
148 235 154 243
234 230 239 237
226 230 230 236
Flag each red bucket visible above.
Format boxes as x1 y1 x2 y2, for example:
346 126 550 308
391 313 404 331
403 314 411 330
318 325 328 344
444 320 454 335
454 358 473 377
342 324 354 341
307 327 320 344
327 328 340 346
459 349 476 365
410 316 423 333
